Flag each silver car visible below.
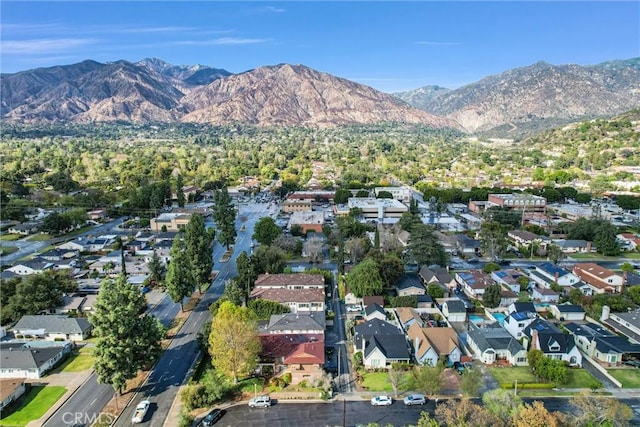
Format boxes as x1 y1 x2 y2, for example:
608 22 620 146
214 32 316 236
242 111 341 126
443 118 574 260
403 394 426 406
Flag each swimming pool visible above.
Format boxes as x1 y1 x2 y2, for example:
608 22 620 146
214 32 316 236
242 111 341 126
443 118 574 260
469 315 485 324
492 313 506 326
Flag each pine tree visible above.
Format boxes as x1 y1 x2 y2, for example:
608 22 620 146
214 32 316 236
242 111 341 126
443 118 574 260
165 237 194 311
213 186 237 249
184 213 213 293
91 275 165 395
176 174 185 208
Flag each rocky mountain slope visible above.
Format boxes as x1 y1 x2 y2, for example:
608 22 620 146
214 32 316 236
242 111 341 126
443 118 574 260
393 85 451 111
1 60 458 128
400 59 640 133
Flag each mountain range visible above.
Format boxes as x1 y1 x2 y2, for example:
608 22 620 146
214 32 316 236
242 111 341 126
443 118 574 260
2 57 639 133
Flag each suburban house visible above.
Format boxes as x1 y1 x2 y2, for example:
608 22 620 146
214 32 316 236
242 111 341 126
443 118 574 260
523 319 582 366
0 342 72 379
416 294 435 309
508 302 536 315
507 229 549 249
258 315 325 385
38 248 79 262
601 306 640 344
550 303 586 321
363 296 385 308
250 287 325 313
492 269 525 293
396 307 425 331
51 295 87 315
529 263 580 290
353 319 410 368
554 239 592 254
5 260 54 276
288 211 325 234
504 311 538 340
7 222 41 235
56 240 86 252
0 379 26 411
532 286 559 303
396 274 426 296
254 273 325 290
441 299 467 323
13 315 92 341
365 304 387 322
456 270 495 300
467 323 528 366
407 323 461 366
454 234 481 256
419 267 457 292
572 263 624 294
565 322 640 365
261 312 326 335
617 233 640 251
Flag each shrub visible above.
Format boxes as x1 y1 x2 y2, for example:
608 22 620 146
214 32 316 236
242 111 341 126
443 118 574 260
282 372 292 385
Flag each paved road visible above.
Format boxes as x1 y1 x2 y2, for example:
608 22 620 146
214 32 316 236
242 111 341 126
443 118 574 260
43 293 181 427
1 217 125 266
114 202 274 427
207 397 640 427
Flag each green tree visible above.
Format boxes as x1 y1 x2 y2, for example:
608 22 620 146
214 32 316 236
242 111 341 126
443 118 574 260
92 275 165 394
248 299 290 319
412 362 445 396
148 250 165 286
479 221 509 261
459 368 483 397
483 262 500 273
546 244 565 265
9 271 76 319
208 301 261 384
251 245 286 274
427 283 444 298
165 237 195 311
346 258 384 297
40 212 72 235
236 251 254 303
406 224 448 267
213 185 237 249
628 286 640 304
185 213 213 293
483 283 502 308
176 174 186 207
334 188 351 204
252 216 282 246
593 221 620 256
482 389 522 422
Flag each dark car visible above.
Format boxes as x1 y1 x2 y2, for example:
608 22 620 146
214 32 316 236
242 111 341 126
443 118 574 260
201 409 224 426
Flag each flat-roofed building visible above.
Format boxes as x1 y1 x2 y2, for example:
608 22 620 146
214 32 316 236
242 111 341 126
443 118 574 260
150 212 191 232
374 187 412 203
288 211 325 234
282 199 313 213
347 198 408 220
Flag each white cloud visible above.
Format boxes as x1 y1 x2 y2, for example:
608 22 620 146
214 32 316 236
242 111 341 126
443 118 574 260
1 38 98 55
173 37 270 46
264 6 286 13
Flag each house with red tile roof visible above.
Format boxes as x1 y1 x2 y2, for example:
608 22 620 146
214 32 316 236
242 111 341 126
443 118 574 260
572 263 623 294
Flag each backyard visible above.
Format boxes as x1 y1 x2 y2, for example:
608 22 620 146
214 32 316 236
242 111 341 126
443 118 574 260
607 368 640 388
0 386 66 427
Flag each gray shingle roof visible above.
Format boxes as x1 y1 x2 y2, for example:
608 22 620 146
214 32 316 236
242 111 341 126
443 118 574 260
0 343 68 370
14 315 91 335
265 312 326 332
468 323 524 355
364 335 410 360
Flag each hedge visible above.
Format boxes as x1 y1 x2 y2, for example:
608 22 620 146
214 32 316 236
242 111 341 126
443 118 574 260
500 382 554 389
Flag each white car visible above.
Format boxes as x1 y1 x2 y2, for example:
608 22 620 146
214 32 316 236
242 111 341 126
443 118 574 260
371 395 393 406
248 395 271 408
403 394 426 406
131 400 150 423
346 305 361 313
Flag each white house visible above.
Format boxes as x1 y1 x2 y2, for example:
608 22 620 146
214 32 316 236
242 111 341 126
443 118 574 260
364 303 387 322
572 263 624 294
467 323 528 366
550 303 586 321
13 315 92 342
524 319 582 366
532 287 559 303
407 323 461 366
441 299 467 322
504 311 538 340
529 263 580 290
0 343 72 379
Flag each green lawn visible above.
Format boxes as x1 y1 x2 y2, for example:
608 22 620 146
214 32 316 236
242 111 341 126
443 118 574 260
622 253 640 260
564 368 601 389
0 234 22 241
488 367 538 385
1 246 19 256
361 372 393 392
55 350 94 373
489 366 600 388
0 386 66 427
607 368 640 388
25 233 51 241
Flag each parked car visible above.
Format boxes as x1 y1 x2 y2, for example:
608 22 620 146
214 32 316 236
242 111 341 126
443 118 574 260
248 395 271 408
346 305 361 313
403 394 426 406
200 409 224 426
371 395 393 406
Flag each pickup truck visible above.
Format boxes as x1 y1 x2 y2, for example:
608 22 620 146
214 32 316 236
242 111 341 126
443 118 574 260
131 400 150 424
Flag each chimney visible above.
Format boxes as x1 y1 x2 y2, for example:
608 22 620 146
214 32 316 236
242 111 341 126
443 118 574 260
554 272 559 283
415 336 420 352
531 329 538 350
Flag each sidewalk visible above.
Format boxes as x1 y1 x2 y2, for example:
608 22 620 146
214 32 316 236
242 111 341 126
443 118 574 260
25 369 94 427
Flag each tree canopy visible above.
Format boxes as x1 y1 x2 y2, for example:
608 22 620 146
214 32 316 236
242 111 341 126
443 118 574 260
165 237 195 311
91 275 165 394
252 216 282 246
345 258 384 297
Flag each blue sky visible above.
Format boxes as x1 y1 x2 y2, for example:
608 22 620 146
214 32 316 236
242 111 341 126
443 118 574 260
2 1 639 92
